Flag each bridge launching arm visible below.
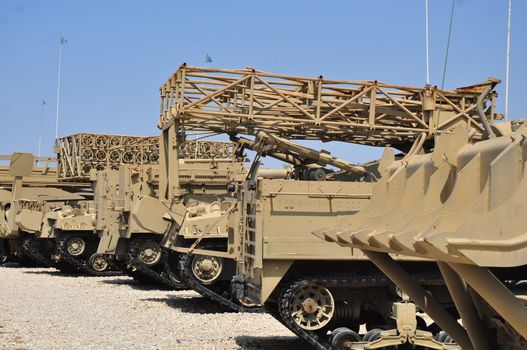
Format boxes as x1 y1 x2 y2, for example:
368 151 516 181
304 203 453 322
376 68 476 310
159 64 500 149
157 64 501 200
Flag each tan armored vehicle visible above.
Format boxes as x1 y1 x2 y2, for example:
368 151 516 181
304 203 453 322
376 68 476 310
47 133 159 274
0 153 91 266
156 65 503 348
162 132 377 309
316 120 527 349
16 133 160 275
94 138 246 286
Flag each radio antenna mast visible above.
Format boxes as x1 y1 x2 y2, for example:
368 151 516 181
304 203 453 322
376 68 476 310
505 0 512 119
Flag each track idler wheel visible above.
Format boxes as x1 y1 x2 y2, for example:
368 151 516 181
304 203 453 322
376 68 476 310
88 253 110 272
191 255 223 284
66 237 86 257
281 281 336 331
137 240 162 266
330 327 362 349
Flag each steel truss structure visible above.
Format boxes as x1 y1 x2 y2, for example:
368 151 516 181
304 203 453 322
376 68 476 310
177 140 234 160
159 64 500 147
57 133 236 181
57 134 160 180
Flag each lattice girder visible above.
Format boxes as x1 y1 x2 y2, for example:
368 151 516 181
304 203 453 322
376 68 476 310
56 133 236 181
159 65 500 148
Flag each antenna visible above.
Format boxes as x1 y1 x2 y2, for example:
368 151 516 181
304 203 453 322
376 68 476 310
505 0 512 119
425 0 430 84
55 37 67 141
441 0 455 89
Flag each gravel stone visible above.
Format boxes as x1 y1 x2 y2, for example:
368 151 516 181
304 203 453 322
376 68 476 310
0 266 304 349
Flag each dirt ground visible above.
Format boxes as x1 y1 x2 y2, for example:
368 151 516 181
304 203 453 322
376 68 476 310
0 265 306 350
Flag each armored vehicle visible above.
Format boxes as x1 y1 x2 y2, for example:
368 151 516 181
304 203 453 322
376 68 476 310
95 139 247 287
162 132 376 309
16 133 160 275
156 65 502 348
0 153 91 266
317 120 527 349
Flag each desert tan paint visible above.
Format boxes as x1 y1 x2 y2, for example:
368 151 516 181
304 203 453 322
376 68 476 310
316 122 527 349
95 148 246 255
0 153 87 239
241 179 373 304
163 179 375 304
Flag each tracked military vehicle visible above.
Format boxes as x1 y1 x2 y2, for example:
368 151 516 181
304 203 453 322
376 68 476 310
161 131 376 310
0 153 91 266
316 119 527 350
46 133 160 275
15 133 160 275
156 65 504 349
95 138 247 287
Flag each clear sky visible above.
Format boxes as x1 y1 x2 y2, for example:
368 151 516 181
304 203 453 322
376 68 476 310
1 0 525 166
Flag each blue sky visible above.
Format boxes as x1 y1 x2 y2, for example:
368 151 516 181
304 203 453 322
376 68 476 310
0 0 525 166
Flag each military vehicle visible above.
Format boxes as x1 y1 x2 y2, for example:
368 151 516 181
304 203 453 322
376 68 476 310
0 153 91 266
0 154 47 263
155 65 502 348
316 120 527 349
162 131 376 309
95 138 247 287
15 133 159 275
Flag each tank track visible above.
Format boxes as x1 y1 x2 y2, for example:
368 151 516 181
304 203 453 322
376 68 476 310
127 238 187 290
21 236 53 267
174 241 249 312
55 234 121 276
110 257 159 284
176 251 241 311
276 273 444 350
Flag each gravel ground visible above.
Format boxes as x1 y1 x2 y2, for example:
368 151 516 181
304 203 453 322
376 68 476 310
0 265 304 350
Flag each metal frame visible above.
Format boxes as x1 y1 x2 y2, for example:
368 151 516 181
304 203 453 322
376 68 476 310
159 64 500 147
56 133 237 181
